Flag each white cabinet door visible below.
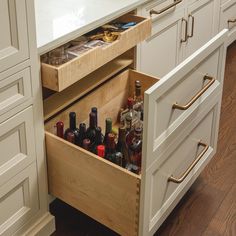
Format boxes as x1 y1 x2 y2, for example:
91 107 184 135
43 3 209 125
0 0 29 73
139 30 227 236
138 8 185 78
184 0 219 58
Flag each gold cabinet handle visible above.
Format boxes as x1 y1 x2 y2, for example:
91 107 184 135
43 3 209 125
187 14 195 38
168 141 209 183
150 0 182 15
181 18 188 43
227 18 236 28
172 75 215 110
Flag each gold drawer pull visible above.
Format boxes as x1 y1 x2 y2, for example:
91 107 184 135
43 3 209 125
150 0 182 15
168 141 209 183
228 18 236 27
172 75 215 110
187 14 195 38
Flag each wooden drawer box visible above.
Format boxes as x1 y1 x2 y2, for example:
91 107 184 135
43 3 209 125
41 14 151 92
44 31 227 236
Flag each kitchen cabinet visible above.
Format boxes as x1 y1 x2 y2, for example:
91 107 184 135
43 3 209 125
41 9 228 234
0 0 55 235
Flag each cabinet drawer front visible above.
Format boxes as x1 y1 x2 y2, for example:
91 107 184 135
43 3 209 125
0 68 32 116
142 30 227 169
41 14 151 92
0 107 36 186
220 0 236 45
141 100 220 236
0 163 39 236
0 0 29 73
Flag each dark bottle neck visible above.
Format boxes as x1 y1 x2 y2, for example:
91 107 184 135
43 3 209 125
118 127 126 143
91 107 98 126
105 118 112 134
56 121 64 138
69 112 76 130
95 127 103 144
89 112 96 128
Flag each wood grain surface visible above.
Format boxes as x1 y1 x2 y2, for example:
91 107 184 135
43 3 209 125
50 41 236 236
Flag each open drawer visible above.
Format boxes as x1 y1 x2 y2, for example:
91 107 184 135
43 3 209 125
44 30 227 236
41 14 151 92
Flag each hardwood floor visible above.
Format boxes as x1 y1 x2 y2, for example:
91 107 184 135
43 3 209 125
50 42 236 236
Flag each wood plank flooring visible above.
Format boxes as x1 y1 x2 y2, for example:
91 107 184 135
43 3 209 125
50 41 236 236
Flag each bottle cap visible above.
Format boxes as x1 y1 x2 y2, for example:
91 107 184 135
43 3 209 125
135 80 141 88
83 138 91 150
97 145 105 158
108 133 116 149
91 107 97 114
56 121 64 127
67 132 75 143
105 118 112 133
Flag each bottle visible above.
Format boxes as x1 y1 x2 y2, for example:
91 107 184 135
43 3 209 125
55 121 64 139
66 131 75 144
77 123 86 147
86 112 97 143
124 97 137 127
106 133 116 163
125 115 134 147
91 126 104 153
64 112 79 142
104 118 112 145
82 138 91 151
97 145 105 158
133 80 144 120
129 126 142 174
117 126 130 167
91 107 98 127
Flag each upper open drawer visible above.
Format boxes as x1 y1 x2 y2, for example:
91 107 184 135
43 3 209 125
41 14 151 92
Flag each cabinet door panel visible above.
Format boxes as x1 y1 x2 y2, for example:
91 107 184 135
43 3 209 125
139 9 184 77
139 30 227 236
184 0 218 58
0 0 29 73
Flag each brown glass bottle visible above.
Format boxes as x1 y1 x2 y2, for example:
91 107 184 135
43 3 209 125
117 126 129 167
55 121 64 139
64 112 79 142
133 80 144 120
105 133 116 163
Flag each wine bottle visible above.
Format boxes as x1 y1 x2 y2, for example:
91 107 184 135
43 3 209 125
55 121 64 139
106 133 116 163
91 126 104 153
86 112 97 143
91 107 98 127
104 118 112 145
66 131 75 144
116 126 129 167
97 145 105 158
83 138 91 151
133 80 144 121
78 123 86 147
64 112 79 142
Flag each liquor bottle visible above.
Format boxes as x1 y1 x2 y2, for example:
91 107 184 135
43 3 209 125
124 97 138 127
91 126 104 153
64 112 79 142
66 131 75 144
97 145 105 158
55 121 64 139
116 126 130 167
104 118 112 145
133 80 144 121
91 107 98 127
125 115 134 147
82 138 91 151
105 133 116 163
86 112 97 143
128 126 142 174
77 123 86 147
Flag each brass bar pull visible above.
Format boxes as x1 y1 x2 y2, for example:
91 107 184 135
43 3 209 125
168 141 209 183
172 75 215 110
150 0 182 15
228 18 236 28
181 18 188 43
188 14 195 38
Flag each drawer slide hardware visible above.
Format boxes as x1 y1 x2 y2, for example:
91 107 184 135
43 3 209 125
187 14 195 38
228 18 236 28
181 18 188 43
172 75 215 110
168 141 209 183
150 0 182 15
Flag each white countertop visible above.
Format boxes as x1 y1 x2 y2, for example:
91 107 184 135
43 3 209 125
35 0 147 55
